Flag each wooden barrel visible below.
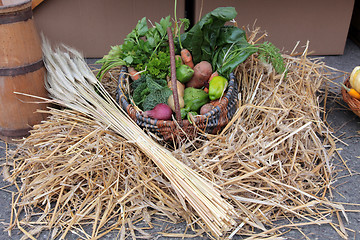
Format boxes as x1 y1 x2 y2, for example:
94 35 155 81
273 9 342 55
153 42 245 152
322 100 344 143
0 0 48 139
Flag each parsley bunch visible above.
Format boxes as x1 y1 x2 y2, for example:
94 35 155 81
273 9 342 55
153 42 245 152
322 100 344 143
96 16 189 81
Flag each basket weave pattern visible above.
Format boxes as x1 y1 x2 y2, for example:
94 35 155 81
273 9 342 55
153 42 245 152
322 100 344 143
117 66 239 141
342 77 360 117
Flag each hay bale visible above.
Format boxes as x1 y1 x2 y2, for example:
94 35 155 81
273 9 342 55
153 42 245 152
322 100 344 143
6 41 348 239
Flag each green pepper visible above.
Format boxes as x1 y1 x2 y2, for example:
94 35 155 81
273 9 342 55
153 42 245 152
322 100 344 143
208 76 228 100
181 87 210 119
176 65 194 83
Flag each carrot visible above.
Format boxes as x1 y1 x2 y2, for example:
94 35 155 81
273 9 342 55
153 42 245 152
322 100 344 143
180 49 194 69
128 67 140 81
209 71 219 83
342 83 360 100
203 71 219 93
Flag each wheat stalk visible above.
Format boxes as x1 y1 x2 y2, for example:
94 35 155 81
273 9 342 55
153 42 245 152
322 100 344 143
41 38 237 237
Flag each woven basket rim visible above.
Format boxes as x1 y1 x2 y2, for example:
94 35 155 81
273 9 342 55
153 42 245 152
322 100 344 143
342 77 360 117
119 68 238 124
116 66 239 140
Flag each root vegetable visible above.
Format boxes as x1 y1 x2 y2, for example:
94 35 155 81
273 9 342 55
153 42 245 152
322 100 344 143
200 103 215 115
199 100 222 115
186 61 213 88
143 103 172 120
168 80 185 97
128 67 140 81
181 49 194 69
168 94 185 112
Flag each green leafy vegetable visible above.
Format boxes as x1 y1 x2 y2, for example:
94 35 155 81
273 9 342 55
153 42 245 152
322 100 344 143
214 39 286 77
139 51 170 80
212 26 254 76
180 8 286 77
179 7 237 64
132 75 172 111
257 42 286 74
96 16 173 80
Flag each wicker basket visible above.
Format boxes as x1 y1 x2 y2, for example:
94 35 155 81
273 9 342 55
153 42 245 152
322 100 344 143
116 66 239 142
341 77 360 117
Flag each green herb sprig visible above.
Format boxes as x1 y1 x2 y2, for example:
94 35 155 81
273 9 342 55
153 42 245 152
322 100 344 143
215 41 286 77
96 16 173 80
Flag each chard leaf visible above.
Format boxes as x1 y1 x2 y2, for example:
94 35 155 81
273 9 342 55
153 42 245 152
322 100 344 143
216 26 248 46
212 26 252 76
181 7 237 64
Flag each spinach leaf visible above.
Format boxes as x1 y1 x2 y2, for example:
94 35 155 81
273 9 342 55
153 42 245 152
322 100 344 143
216 26 248 46
212 26 255 77
179 7 285 77
180 7 237 64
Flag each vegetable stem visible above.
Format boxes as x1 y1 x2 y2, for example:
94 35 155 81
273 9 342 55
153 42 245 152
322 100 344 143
174 0 184 50
167 27 182 123
174 0 178 33
341 83 360 99
148 34 168 61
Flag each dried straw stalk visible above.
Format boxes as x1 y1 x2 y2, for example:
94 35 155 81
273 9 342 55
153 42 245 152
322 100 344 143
6 30 351 239
169 37 348 236
38 39 236 238
8 108 193 239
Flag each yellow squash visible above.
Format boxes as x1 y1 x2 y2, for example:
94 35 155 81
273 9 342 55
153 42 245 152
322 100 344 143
350 66 360 93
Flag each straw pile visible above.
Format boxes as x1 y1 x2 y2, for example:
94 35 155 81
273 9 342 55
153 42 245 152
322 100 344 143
5 35 350 239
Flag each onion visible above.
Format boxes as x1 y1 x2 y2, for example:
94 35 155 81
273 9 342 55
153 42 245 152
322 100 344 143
143 103 173 120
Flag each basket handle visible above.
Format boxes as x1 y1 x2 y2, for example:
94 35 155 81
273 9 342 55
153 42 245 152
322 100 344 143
167 27 182 123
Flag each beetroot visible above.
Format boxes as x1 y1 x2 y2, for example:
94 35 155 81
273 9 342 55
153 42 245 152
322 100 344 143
143 103 173 120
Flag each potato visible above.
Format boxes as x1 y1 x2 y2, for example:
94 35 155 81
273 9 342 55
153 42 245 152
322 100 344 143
185 61 212 89
200 102 216 115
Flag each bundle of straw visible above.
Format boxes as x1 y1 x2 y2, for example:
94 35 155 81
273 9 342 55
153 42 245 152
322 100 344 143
40 39 237 237
9 108 194 239
8 29 353 239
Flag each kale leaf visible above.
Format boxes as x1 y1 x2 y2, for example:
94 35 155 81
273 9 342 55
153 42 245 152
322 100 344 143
132 75 172 111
